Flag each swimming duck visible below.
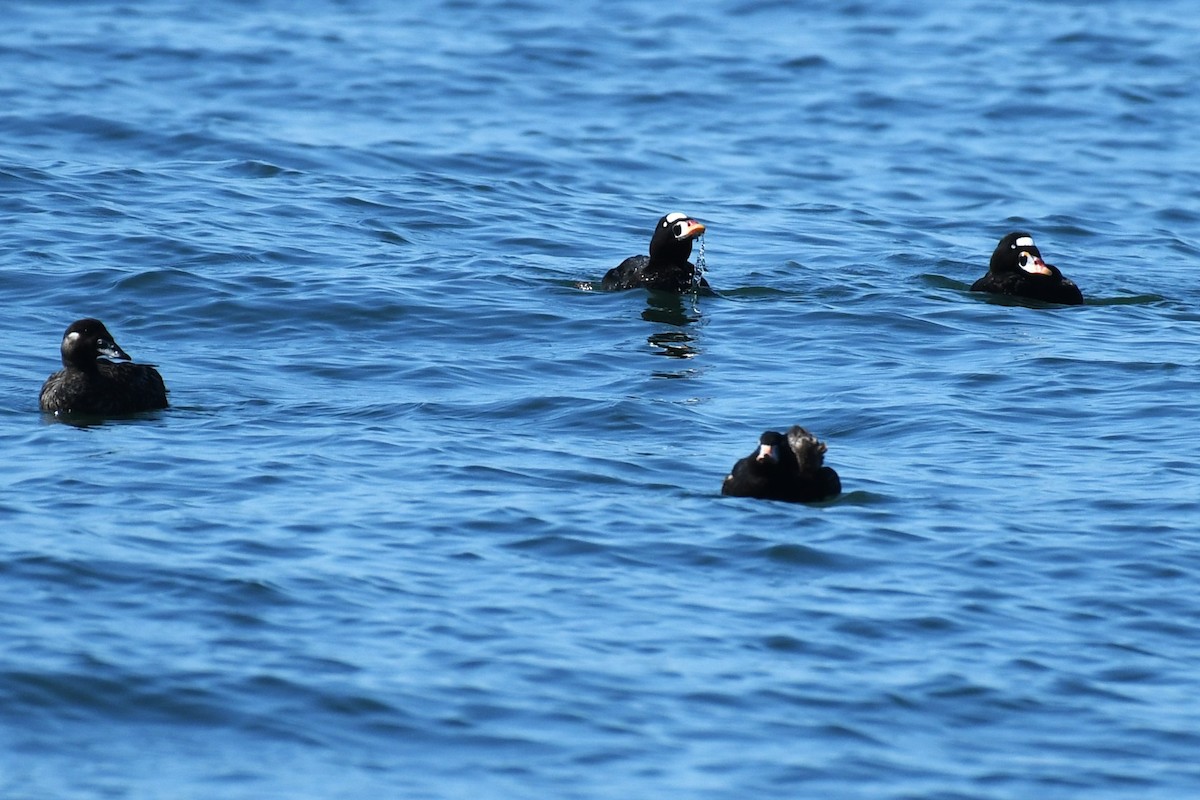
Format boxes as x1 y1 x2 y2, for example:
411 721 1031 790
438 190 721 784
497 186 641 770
39 318 168 415
971 232 1083 305
601 212 708 292
721 426 841 503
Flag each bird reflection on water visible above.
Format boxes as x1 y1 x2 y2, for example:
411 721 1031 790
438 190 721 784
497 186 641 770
641 292 704 376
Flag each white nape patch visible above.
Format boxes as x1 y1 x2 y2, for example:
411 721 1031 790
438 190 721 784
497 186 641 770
1015 236 1035 248
65 331 80 344
664 212 687 225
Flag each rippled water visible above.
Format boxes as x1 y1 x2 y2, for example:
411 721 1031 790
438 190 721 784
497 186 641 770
3 1 1199 797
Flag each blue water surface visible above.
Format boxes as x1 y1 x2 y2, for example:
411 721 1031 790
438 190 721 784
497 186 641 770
2 1 1199 797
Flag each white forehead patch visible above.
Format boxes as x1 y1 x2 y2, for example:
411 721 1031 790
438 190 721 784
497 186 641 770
1014 236 1035 248
664 212 687 225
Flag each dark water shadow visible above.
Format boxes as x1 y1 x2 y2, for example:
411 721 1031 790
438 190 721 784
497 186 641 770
919 274 1166 307
571 279 717 374
641 291 703 365
970 291 1166 309
38 409 169 429
1085 293 1167 306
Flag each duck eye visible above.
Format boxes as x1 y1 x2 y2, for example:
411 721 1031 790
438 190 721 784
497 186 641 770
1017 252 1030 267
672 223 684 236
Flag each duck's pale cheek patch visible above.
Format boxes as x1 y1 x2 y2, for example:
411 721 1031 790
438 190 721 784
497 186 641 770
1015 236 1035 248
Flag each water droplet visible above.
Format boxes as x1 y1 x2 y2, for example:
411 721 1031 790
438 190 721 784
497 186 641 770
691 235 706 294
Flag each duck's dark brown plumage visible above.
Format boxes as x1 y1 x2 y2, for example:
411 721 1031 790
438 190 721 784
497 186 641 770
601 212 709 293
971 232 1083 305
721 426 841 503
39 318 168 416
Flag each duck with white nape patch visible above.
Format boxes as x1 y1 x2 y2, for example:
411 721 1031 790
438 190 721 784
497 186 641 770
970 231 1084 305
600 212 709 293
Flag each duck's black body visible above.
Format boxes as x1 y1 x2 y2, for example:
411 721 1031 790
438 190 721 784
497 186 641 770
971 232 1083 305
722 426 841 503
39 318 168 415
601 212 709 292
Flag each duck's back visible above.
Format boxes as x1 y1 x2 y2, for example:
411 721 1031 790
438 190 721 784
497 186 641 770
601 255 652 291
971 270 1083 305
601 255 708 293
794 466 841 503
40 362 168 415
